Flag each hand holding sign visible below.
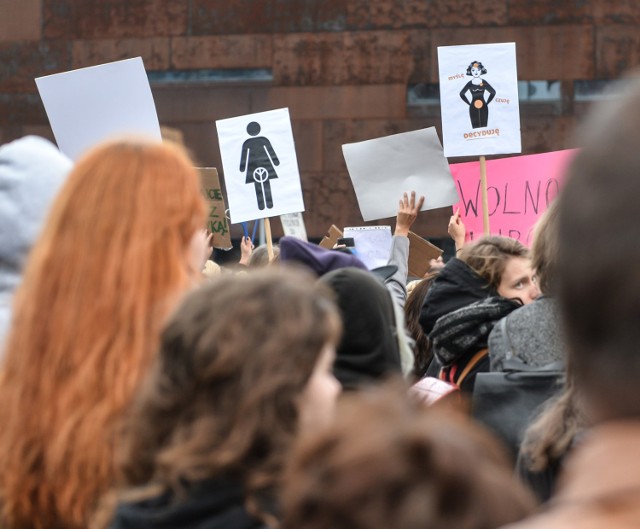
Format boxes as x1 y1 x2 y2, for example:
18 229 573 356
448 208 466 250
395 191 425 237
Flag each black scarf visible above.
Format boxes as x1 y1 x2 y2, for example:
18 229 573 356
429 296 520 366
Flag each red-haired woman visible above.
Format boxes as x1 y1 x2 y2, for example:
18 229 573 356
0 139 207 529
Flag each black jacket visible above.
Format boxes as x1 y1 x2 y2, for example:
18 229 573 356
109 479 268 529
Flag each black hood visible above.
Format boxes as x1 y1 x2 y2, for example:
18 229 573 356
109 479 267 529
320 267 401 390
419 258 497 336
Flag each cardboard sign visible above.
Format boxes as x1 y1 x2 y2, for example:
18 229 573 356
438 43 521 157
407 232 443 278
451 149 576 244
216 108 305 224
198 168 232 250
280 212 308 241
319 225 343 249
35 57 161 160
343 226 393 270
342 127 459 221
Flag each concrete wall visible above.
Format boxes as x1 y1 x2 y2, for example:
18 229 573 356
1 0 639 237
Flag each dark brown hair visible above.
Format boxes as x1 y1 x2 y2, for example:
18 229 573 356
558 74 640 421
404 274 438 378
531 199 560 295
458 236 530 290
116 268 341 519
282 382 535 529
520 373 584 473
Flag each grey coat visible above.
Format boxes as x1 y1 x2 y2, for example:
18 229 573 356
488 296 565 371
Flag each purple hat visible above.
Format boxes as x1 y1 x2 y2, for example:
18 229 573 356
279 236 397 281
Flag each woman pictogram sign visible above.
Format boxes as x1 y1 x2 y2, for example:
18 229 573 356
239 121 280 210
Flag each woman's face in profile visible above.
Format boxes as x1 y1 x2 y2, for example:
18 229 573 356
471 66 481 78
497 256 540 306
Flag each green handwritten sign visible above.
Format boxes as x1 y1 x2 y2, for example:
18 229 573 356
197 168 232 249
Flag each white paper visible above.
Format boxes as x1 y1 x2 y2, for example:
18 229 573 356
216 108 305 224
35 57 161 161
343 226 392 270
438 43 521 157
342 127 459 222
280 212 308 241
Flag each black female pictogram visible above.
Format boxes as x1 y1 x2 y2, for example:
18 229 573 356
459 61 496 129
239 121 280 210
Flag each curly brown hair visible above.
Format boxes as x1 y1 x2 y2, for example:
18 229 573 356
282 382 535 529
114 268 341 522
458 236 530 290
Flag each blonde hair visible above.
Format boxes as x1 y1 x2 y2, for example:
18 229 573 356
0 139 205 529
458 236 530 290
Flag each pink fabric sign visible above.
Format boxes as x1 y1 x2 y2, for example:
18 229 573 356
451 149 577 245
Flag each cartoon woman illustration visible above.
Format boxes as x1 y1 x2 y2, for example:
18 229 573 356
239 121 279 210
459 61 496 129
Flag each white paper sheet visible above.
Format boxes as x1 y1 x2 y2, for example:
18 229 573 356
35 57 161 161
343 226 393 270
216 108 305 224
342 127 459 222
280 212 308 241
438 42 521 157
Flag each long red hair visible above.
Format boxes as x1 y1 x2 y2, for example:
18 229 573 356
0 139 205 529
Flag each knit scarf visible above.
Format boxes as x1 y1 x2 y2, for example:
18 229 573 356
429 296 521 366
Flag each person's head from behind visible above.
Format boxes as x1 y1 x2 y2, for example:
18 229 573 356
557 75 640 423
459 235 539 304
0 139 206 529
249 243 280 267
319 268 402 390
282 383 534 529
118 268 341 517
531 199 560 296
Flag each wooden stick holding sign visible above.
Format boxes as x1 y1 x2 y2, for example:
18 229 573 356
264 217 274 261
479 155 490 235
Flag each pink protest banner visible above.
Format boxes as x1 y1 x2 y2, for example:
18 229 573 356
451 149 577 245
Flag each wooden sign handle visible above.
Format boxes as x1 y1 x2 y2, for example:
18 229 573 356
264 217 274 261
479 155 490 235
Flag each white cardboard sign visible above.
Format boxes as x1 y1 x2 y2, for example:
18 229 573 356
280 212 308 241
343 226 393 270
216 108 305 224
35 57 161 160
342 127 459 222
438 42 521 158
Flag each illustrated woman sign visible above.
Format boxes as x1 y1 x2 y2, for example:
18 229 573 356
239 121 280 210
459 61 496 129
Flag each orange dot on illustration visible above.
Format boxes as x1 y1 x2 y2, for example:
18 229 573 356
474 100 484 109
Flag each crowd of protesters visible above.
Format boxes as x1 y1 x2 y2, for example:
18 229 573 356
2 74 640 529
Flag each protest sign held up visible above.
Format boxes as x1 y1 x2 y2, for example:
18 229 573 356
216 108 305 225
438 43 521 158
342 127 459 222
451 149 577 244
35 57 161 161
198 168 232 250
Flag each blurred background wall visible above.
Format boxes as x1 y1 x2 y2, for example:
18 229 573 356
0 0 636 239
